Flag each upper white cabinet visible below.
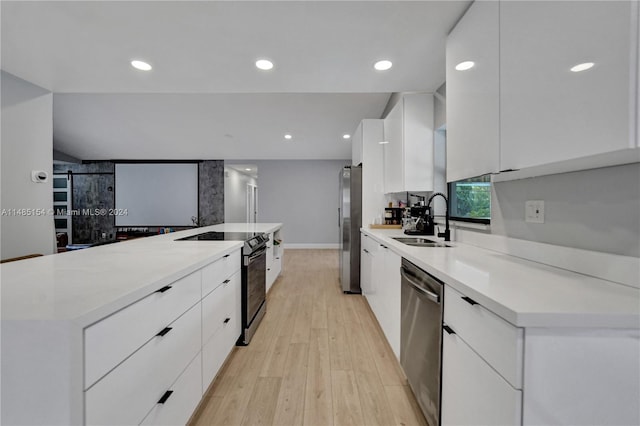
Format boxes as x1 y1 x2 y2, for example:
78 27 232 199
383 93 435 193
446 0 639 181
352 119 386 227
499 0 638 170
446 0 500 182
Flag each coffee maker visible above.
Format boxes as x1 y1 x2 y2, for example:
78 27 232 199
404 194 435 235
405 205 435 235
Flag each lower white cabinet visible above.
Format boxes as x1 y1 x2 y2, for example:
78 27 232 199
84 248 242 426
266 230 283 292
140 352 203 426
441 329 522 426
360 235 373 295
202 271 242 392
85 302 202 426
361 234 401 359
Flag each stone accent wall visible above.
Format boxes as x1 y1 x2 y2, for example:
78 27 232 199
198 160 225 226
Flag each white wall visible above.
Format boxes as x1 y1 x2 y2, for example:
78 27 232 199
224 167 257 223
1 72 55 260
230 160 350 246
491 163 640 257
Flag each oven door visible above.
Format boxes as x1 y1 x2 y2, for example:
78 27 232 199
244 246 267 325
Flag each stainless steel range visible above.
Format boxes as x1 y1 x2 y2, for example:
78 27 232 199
176 231 269 345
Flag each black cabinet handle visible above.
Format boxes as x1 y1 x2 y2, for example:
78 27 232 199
223 254 230 258
223 279 231 284
155 285 172 293
156 327 172 337
363 249 369 254
224 317 231 324
158 390 173 404
461 296 478 306
443 325 456 335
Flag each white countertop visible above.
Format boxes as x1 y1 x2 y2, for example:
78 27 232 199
0 223 281 326
362 228 640 329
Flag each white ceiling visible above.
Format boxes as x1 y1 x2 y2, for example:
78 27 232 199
1 1 471 160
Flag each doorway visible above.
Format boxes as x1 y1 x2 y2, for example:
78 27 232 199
246 184 258 223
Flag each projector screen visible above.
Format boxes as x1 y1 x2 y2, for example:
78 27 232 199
115 163 198 227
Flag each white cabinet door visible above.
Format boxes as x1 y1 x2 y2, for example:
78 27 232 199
359 119 385 228
383 94 435 193
140 352 203 426
369 242 384 315
446 0 500 182
500 0 636 170
441 328 522 426
380 248 401 359
383 101 404 193
403 94 434 192
360 235 373 295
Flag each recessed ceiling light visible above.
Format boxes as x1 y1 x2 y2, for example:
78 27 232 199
256 59 274 70
245 168 252 171
455 61 475 71
343 134 351 140
374 60 393 71
131 60 152 71
379 141 389 145
284 134 292 140
570 62 595 72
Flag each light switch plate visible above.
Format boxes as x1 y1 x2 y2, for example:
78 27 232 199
525 200 545 223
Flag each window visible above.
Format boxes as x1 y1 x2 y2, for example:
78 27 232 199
448 175 491 223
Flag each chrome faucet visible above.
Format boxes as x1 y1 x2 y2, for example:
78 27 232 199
427 192 450 242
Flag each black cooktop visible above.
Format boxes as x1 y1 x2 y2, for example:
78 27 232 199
176 231 262 241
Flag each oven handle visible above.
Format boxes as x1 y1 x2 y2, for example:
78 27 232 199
245 246 267 265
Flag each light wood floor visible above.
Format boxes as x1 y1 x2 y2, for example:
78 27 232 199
189 249 428 426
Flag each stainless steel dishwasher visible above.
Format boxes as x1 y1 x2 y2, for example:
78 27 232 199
400 258 444 426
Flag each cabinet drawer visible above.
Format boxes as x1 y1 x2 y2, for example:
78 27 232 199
85 303 202 426
442 330 522 426
444 286 523 388
362 234 379 254
202 250 241 297
202 271 240 344
85 270 202 388
202 304 240 393
140 352 202 426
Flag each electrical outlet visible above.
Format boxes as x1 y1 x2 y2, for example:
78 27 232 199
525 200 545 223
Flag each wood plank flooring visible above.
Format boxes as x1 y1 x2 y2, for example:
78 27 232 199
190 249 428 426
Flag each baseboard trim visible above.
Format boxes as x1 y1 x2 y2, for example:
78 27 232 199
283 243 339 249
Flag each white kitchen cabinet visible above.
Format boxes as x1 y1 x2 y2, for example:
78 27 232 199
446 0 500 182
84 269 202 389
83 248 241 426
266 229 283 292
442 284 523 426
140 352 203 426
500 0 637 170
363 236 401 359
443 284 640 426
352 119 385 227
360 234 373 295
383 93 434 193
441 329 522 426
86 302 202 426
202 271 241 392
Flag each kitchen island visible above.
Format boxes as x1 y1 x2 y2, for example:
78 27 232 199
0 223 282 425
361 228 640 426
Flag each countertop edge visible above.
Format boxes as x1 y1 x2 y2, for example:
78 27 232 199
361 228 640 329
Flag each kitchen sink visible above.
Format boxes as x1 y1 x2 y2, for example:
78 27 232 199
392 237 451 248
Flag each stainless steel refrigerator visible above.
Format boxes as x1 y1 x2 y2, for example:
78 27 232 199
338 165 362 293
